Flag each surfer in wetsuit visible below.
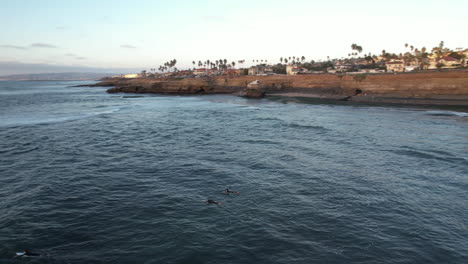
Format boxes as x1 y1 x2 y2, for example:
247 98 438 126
223 188 240 195
15 249 40 258
205 200 222 205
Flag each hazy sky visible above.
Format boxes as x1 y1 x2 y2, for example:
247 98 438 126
1 0 467 74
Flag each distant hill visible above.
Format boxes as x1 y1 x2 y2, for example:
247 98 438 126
0 72 115 81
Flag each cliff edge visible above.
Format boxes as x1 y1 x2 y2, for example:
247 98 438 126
88 71 468 106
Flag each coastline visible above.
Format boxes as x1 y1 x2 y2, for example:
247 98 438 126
81 71 468 107
267 92 468 106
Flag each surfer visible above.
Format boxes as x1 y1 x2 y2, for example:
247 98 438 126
205 200 222 205
15 249 40 258
223 188 240 195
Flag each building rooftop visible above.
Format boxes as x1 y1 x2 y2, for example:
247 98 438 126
439 56 459 62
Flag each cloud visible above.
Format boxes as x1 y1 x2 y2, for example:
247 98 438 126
120 44 137 49
76 57 86 60
0 44 27 50
56 26 66 30
0 61 141 75
31 43 58 48
65 53 76 56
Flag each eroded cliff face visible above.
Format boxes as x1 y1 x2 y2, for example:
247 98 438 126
106 78 243 94
338 72 468 99
102 71 468 104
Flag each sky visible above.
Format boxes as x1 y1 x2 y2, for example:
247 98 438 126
0 0 467 75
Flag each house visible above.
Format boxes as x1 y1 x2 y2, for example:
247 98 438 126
286 64 308 75
416 58 431 70
404 65 419 72
463 49 468 67
193 68 207 76
173 70 194 77
248 65 273 75
333 61 355 72
355 59 371 66
193 68 218 76
386 61 405 72
358 69 385 74
335 64 354 72
225 69 243 76
157 72 174 78
436 56 462 69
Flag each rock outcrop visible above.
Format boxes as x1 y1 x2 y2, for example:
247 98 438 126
240 80 266 98
72 79 124 87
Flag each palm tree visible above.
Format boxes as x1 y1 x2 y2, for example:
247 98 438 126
410 45 414 51
232 62 236 68
405 43 408 48
192 61 195 68
301 56 305 62
280 57 283 63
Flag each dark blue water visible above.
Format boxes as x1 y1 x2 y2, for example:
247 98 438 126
1 81 467 264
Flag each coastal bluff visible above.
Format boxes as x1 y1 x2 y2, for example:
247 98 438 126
92 71 468 105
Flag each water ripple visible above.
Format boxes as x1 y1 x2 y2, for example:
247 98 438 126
0 82 467 263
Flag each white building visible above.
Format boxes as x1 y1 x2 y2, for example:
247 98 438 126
286 64 307 75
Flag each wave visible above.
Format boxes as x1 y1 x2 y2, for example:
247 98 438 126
238 139 281 145
122 96 145 98
0 107 122 128
286 123 330 131
389 147 467 165
252 117 330 132
424 111 468 117
251 117 282 122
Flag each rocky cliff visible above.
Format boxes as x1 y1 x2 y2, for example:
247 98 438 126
96 71 468 105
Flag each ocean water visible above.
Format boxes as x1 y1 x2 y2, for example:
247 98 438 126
0 81 467 264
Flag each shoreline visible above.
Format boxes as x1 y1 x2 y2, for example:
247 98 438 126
78 71 468 107
267 92 468 106
266 95 468 113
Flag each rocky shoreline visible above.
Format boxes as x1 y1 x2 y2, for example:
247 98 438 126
80 71 468 106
